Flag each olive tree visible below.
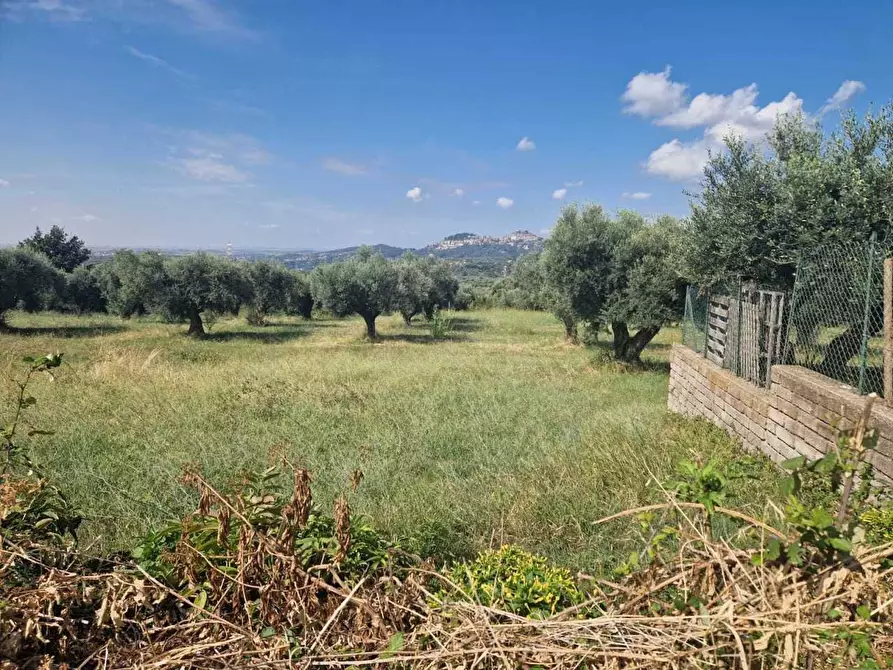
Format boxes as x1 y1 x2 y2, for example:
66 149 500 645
310 247 397 338
603 213 684 362
93 250 167 318
421 257 459 319
683 108 893 372
19 225 90 272
64 266 106 314
394 253 432 324
541 204 616 341
0 248 63 329
245 260 292 325
287 271 314 319
157 254 252 336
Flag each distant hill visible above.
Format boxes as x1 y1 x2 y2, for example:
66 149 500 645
274 231 545 278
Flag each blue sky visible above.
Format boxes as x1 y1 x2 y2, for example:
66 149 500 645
0 0 889 250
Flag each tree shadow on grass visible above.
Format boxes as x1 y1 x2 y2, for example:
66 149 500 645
377 331 470 345
262 319 340 328
5 324 129 338
203 328 311 344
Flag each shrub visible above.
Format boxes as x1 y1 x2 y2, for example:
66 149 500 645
445 545 583 617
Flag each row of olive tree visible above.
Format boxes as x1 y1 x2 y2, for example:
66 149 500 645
1 239 458 338
310 249 459 338
0 245 315 336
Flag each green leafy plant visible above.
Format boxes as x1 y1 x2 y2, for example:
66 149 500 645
756 396 880 568
443 545 584 618
429 308 454 339
1 353 82 582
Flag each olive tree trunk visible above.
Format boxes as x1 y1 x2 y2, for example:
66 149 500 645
361 312 379 339
187 308 205 337
612 321 661 363
562 315 578 343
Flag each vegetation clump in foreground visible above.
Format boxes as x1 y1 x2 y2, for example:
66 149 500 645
3 356 893 668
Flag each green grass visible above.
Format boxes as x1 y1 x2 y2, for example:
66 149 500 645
0 308 780 572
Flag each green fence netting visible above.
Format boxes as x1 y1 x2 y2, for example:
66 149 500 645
682 236 889 397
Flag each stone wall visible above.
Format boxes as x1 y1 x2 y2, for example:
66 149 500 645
669 344 893 482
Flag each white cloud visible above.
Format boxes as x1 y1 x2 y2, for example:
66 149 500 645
564 180 583 187
73 213 100 222
622 192 652 200
645 139 711 181
819 80 867 116
622 66 688 117
516 137 536 152
655 84 759 129
323 158 367 176
406 186 423 202
125 46 191 79
258 223 280 230
174 157 249 183
624 67 830 181
496 196 514 209
163 0 255 38
451 188 465 197
552 188 567 200
0 179 9 188
4 0 87 22
472 200 481 206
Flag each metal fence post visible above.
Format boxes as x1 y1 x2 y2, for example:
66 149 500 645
858 232 878 395
782 253 803 367
735 278 743 376
885 258 893 405
703 288 710 357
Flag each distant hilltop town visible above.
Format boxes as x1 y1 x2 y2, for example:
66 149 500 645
427 230 542 251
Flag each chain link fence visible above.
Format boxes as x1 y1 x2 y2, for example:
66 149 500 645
682 235 891 397
785 237 888 396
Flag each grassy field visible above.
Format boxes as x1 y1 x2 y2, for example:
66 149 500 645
0 308 778 571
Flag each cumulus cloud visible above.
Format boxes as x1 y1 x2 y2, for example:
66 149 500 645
0 179 9 188
406 186 423 202
819 80 867 116
622 67 853 181
72 213 100 222
622 67 688 117
564 180 583 187
516 137 536 151
323 158 367 176
496 196 514 209
552 188 567 200
125 46 191 79
451 188 465 197
622 192 652 200
174 156 249 182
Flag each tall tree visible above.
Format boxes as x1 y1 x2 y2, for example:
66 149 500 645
18 225 90 272
0 248 63 329
310 247 398 338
